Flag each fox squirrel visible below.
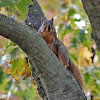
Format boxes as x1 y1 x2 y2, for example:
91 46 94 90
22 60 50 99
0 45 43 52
38 17 83 88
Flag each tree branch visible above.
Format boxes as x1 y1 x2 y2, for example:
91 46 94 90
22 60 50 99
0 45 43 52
81 0 100 50
0 14 86 100
25 0 46 31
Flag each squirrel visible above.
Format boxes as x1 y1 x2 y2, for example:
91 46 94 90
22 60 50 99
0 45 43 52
38 17 83 88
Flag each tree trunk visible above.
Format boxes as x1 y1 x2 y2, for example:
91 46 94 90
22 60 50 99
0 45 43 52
0 0 86 100
81 0 100 50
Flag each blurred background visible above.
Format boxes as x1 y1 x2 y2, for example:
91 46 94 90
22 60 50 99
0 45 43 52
0 0 100 100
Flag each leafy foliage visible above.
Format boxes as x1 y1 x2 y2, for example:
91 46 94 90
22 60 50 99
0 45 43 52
7 58 24 80
0 0 33 21
83 66 100 99
0 67 5 84
0 0 100 99
3 43 32 81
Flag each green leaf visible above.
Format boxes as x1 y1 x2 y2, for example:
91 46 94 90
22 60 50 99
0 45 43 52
10 47 21 60
7 58 24 80
15 0 33 20
71 29 86 47
84 72 90 84
68 52 78 63
5 79 13 91
61 25 72 37
68 8 76 16
23 85 36 100
0 67 5 84
0 0 33 20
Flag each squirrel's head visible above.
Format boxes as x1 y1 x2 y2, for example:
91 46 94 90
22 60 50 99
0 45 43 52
41 17 54 33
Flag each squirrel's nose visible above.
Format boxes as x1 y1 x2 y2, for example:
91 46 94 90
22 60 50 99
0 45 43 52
48 25 50 31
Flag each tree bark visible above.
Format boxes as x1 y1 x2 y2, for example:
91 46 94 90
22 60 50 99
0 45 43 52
0 0 86 100
81 0 100 50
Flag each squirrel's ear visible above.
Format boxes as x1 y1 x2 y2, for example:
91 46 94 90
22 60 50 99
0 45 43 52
41 17 44 24
51 18 54 23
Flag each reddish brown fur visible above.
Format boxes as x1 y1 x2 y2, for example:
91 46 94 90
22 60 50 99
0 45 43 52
38 18 84 89
40 31 54 45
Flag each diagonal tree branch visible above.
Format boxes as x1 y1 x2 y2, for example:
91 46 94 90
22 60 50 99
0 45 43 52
0 13 86 100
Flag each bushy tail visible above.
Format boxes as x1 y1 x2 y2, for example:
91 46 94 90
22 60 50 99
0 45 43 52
69 58 84 89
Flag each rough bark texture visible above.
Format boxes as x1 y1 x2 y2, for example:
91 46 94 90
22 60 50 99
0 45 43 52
0 0 87 100
0 14 86 100
81 0 100 50
25 0 46 31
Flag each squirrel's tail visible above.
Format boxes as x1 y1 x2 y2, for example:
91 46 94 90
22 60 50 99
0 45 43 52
69 58 84 89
